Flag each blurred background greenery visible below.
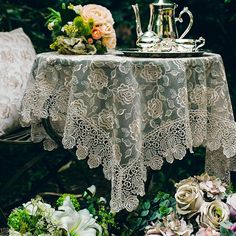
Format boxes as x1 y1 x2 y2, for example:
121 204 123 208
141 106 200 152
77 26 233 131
0 0 236 229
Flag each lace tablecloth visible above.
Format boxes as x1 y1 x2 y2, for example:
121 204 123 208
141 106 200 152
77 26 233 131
21 52 236 212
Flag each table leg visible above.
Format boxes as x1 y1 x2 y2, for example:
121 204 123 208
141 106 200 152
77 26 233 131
205 147 231 184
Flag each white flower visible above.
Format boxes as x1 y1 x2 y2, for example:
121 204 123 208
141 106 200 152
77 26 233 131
53 196 102 236
9 229 32 236
87 185 96 196
23 199 55 216
47 21 55 31
99 197 107 204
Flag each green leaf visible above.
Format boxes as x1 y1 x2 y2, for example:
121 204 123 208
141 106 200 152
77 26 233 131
136 218 142 227
141 210 149 217
220 226 235 236
143 201 151 210
149 211 160 221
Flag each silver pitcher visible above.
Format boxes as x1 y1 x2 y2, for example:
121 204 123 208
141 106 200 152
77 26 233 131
132 0 194 49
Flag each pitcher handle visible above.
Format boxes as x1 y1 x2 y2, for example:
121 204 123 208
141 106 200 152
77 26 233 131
195 37 205 51
176 7 193 39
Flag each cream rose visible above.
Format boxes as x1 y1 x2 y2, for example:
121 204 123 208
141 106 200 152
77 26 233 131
199 200 230 231
227 193 236 221
175 183 204 218
79 4 114 25
100 23 114 36
102 32 116 49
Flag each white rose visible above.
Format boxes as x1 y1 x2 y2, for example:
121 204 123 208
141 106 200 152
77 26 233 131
79 4 114 25
199 200 230 231
175 184 204 218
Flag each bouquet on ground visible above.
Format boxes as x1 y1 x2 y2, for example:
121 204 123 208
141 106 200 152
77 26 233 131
46 3 116 55
145 173 236 236
7 185 116 236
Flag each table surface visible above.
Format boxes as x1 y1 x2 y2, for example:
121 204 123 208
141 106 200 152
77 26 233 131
21 52 236 212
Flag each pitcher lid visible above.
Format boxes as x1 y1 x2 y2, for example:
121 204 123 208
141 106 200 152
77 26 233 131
153 0 175 6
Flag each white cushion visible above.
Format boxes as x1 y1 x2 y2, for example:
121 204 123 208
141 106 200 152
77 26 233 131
0 28 36 135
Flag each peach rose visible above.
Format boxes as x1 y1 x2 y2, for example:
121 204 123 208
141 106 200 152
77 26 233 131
102 32 116 49
79 4 114 25
87 38 93 44
92 27 103 40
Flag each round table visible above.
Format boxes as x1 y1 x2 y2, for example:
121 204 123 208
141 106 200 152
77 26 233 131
21 52 236 212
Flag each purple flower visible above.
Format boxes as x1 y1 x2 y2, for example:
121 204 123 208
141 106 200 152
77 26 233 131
227 194 236 222
230 223 236 232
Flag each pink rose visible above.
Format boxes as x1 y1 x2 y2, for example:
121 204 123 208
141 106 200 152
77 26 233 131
196 227 220 236
79 4 114 25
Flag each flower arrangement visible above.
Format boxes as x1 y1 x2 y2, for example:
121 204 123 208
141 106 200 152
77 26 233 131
7 185 116 236
6 175 236 236
46 3 116 55
145 173 236 236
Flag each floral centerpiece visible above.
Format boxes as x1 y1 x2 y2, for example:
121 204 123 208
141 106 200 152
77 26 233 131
7 186 116 236
46 3 116 55
145 173 236 236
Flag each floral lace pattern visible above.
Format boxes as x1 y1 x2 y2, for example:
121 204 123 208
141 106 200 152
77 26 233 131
0 28 36 135
21 52 236 212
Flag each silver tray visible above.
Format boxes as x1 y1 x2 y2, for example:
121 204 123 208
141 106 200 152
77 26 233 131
119 49 205 58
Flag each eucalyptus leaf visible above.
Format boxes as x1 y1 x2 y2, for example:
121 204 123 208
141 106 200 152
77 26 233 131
141 210 149 217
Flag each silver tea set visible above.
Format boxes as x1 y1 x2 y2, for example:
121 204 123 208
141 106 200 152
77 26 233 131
132 0 205 52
